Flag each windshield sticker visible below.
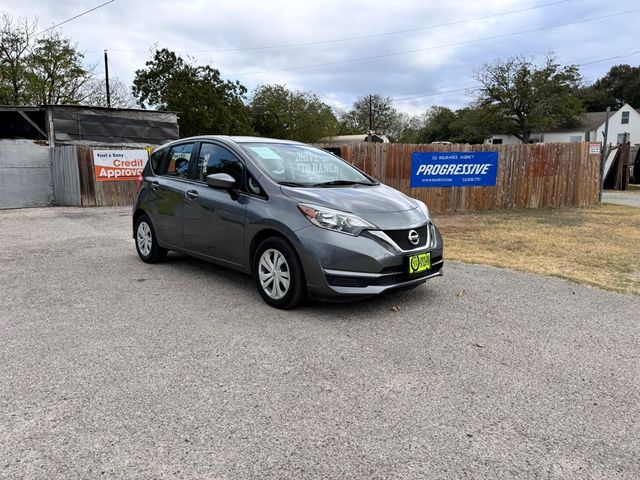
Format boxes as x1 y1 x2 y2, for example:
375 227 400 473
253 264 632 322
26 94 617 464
294 151 339 173
249 146 282 160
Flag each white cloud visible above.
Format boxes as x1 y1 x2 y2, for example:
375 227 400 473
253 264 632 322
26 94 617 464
2 0 637 114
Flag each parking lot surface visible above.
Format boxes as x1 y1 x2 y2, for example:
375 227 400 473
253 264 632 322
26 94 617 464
1 207 639 479
603 189 640 208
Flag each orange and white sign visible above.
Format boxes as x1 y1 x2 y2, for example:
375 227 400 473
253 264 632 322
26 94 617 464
93 149 149 182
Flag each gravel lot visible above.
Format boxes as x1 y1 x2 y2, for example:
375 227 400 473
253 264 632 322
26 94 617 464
603 189 640 208
1 207 639 480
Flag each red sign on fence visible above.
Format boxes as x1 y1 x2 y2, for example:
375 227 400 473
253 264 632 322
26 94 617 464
93 149 149 182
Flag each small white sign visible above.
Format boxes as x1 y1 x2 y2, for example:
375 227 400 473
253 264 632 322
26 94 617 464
589 143 601 155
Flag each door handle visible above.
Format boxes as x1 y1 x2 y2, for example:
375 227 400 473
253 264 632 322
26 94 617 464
185 190 199 200
150 181 160 191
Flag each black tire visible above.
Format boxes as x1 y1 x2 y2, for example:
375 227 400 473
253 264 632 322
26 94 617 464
134 214 167 264
253 237 306 309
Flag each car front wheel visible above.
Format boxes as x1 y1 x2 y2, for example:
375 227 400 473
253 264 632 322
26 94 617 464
254 237 306 309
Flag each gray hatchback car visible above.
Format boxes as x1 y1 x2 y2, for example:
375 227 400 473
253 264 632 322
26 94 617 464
133 136 443 308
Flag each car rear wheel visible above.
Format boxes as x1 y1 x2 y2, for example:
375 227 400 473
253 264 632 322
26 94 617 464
254 237 306 309
135 214 167 263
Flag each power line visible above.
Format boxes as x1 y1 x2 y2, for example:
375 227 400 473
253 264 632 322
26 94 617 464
386 47 640 104
35 0 116 36
577 50 640 66
226 8 640 78
104 0 571 54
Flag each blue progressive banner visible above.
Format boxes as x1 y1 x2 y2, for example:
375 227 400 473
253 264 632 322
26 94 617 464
410 151 499 188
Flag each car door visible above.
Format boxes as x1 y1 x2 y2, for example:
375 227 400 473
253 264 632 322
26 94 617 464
182 142 248 266
144 142 195 248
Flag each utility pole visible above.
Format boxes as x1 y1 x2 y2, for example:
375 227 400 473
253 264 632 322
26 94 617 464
104 49 111 108
599 106 611 202
368 94 373 134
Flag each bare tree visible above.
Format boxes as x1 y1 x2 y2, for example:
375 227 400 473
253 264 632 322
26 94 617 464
0 13 36 103
80 76 136 108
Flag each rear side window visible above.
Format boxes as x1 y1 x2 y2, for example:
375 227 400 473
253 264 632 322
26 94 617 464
154 143 194 177
197 143 244 182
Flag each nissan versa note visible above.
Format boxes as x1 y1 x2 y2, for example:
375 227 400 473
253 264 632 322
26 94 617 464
133 136 444 309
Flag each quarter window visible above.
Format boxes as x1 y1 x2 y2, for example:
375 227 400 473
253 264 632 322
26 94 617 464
621 111 630 124
157 143 194 177
149 148 166 173
197 143 244 182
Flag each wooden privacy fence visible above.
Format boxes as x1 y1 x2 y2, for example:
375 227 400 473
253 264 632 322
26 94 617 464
316 142 601 213
52 142 601 212
51 145 143 207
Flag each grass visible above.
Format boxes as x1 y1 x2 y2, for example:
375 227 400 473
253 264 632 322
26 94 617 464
435 204 640 296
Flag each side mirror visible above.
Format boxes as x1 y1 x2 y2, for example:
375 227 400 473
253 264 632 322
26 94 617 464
206 173 236 189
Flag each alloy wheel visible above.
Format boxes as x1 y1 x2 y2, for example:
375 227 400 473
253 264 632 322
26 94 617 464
137 221 153 257
258 248 291 300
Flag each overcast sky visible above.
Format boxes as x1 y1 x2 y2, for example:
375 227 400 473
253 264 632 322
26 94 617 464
3 0 639 115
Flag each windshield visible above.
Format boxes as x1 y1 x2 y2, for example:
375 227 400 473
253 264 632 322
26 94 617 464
239 143 376 187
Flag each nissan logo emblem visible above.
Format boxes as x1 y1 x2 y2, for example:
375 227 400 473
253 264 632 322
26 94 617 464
408 229 420 245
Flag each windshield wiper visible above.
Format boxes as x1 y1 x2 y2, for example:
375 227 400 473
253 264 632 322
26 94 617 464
311 180 376 187
278 181 308 187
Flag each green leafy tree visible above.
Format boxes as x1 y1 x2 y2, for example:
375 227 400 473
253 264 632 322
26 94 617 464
133 49 253 137
0 13 92 105
26 30 90 104
394 113 425 144
420 106 457 143
339 94 405 141
250 84 338 142
448 107 503 144
0 13 35 103
577 64 640 111
473 54 583 143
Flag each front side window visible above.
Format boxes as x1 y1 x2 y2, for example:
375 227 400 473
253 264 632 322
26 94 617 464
622 111 630 124
196 143 244 183
239 143 376 187
159 143 194 177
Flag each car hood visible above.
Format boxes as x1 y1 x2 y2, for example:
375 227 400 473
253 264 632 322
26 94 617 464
280 183 418 214
280 184 426 230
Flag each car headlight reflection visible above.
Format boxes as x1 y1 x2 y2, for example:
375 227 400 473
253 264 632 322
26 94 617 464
298 203 374 236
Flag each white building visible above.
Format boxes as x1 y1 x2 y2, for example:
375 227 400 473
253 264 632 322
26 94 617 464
486 104 640 146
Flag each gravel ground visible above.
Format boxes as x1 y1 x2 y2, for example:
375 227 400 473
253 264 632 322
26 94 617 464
1 207 639 480
603 189 640 208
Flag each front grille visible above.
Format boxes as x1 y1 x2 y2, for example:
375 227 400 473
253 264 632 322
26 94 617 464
325 256 443 288
383 224 429 250
325 275 370 288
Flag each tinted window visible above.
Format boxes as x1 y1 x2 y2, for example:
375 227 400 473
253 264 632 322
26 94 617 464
150 148 166 173
158 143 194 177
197 143 244 182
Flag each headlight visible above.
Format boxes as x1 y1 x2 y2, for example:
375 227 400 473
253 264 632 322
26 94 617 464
298 203 374 236
415 200 430 221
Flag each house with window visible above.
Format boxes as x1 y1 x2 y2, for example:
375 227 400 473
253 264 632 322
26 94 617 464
485 104 640 146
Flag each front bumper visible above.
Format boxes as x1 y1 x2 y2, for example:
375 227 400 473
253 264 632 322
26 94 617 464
294 222 444 300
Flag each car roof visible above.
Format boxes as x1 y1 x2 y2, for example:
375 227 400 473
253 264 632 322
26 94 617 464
153 135 304 152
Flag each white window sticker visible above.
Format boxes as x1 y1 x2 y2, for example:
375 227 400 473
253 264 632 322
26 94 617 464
249 146 282 160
